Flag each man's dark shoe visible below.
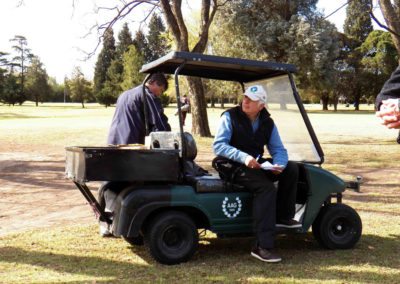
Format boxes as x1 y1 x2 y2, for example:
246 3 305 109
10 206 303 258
251 247 282 263
276 219 302 229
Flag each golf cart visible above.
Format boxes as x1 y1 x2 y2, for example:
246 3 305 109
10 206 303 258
65 51 362 265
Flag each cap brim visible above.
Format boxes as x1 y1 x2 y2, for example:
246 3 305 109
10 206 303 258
244 93 261 101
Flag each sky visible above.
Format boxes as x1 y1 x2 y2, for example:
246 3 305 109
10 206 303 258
0 0 384 84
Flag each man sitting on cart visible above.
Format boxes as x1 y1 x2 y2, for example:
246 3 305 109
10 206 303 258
213 85 300 263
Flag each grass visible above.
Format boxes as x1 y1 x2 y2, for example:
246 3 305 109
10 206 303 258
0 102 399 283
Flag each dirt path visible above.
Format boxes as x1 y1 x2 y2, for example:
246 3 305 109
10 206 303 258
0 149 96 236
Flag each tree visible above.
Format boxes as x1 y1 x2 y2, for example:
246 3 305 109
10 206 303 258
212 0 341 110
147 13 170 62
121 45 145 91
359 30 398 99
10 35 33 105
0 73 20 105
93 28 116 96
96 0 225 137
133 30 151 62
25 56 51 106
378 0 400 60
96 24 133 107
343 0 374 110
68 67 93 108
98 59 123 107
48 77 66 102
116 23 133 59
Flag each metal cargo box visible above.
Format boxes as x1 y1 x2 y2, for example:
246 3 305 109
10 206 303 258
65 146 180 183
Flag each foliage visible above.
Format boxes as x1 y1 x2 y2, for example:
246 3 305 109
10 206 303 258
342 0 374 110
133 30 151 63
67 67 93 108
0 72 20 105
359 30 398 75
146 13 170 62
344 0 373 44
93 28 116 96
9 35 33 105
159 93 171 107
120 45 145 91
47 77 66 102
25 56 51 106
212 0 340 109
115 23 133 60
357 30 398 100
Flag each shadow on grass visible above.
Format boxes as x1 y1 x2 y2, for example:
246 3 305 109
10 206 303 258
0 112 44 119
130 233 399 282
0 159 74 190
0 233 399 282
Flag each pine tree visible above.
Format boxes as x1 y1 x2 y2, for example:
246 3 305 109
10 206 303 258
121 45 145 91
147 14 170 62
343 0 373 110
116 23 133 60
344 0 373 45
133 30 151 62
10 35 33 104
25 56 51 106
96 23 133 107
93 28 116 96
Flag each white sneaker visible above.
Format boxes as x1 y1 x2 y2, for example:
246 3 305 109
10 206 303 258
99 223 112 237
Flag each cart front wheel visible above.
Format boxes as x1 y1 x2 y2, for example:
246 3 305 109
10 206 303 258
312 203 362 249
145 211 198 265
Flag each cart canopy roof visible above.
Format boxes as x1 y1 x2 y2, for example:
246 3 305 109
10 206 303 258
140 51 296 83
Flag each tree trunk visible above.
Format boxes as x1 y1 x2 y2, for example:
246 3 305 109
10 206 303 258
81 101 85 108
186 76 211 136
379 0 400 62
210 93 215 107
321 94 329 110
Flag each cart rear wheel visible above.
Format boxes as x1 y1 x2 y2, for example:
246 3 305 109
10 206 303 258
145 211 198 265
312 203 362 249
123 235 144 246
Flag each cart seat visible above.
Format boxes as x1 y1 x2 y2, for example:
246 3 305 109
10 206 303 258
189 174 245 193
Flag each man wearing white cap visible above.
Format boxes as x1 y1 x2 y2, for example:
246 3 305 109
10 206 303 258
213 84 300 263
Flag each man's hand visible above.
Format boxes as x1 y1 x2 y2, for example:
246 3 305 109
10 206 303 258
376 99 400 129
245 155 261 169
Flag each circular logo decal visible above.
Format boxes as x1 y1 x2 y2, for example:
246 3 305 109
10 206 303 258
222 197 242 219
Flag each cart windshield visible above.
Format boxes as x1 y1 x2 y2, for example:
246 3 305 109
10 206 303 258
245 76 322 164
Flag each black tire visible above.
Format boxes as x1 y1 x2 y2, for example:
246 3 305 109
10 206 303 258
145 211 198 265
123 235 144 246
312 203 362 249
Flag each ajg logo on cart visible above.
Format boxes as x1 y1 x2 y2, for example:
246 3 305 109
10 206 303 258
222 197 242 218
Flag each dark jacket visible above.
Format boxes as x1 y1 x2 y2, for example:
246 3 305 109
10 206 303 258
107 85 170 145
376 66 400 110
227 106 274 158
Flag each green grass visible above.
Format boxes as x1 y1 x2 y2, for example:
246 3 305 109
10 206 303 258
0 102 399 283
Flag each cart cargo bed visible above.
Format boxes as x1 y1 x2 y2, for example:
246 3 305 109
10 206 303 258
65 146 180 183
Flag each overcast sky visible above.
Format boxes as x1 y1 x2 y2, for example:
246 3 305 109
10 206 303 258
0 0 383 83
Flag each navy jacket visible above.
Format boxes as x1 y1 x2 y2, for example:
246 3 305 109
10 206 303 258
107 85 171 145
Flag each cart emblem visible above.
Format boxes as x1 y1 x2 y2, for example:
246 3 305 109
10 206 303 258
222 197 242 219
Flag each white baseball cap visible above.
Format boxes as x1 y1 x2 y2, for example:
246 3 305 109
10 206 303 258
244 85 267 103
